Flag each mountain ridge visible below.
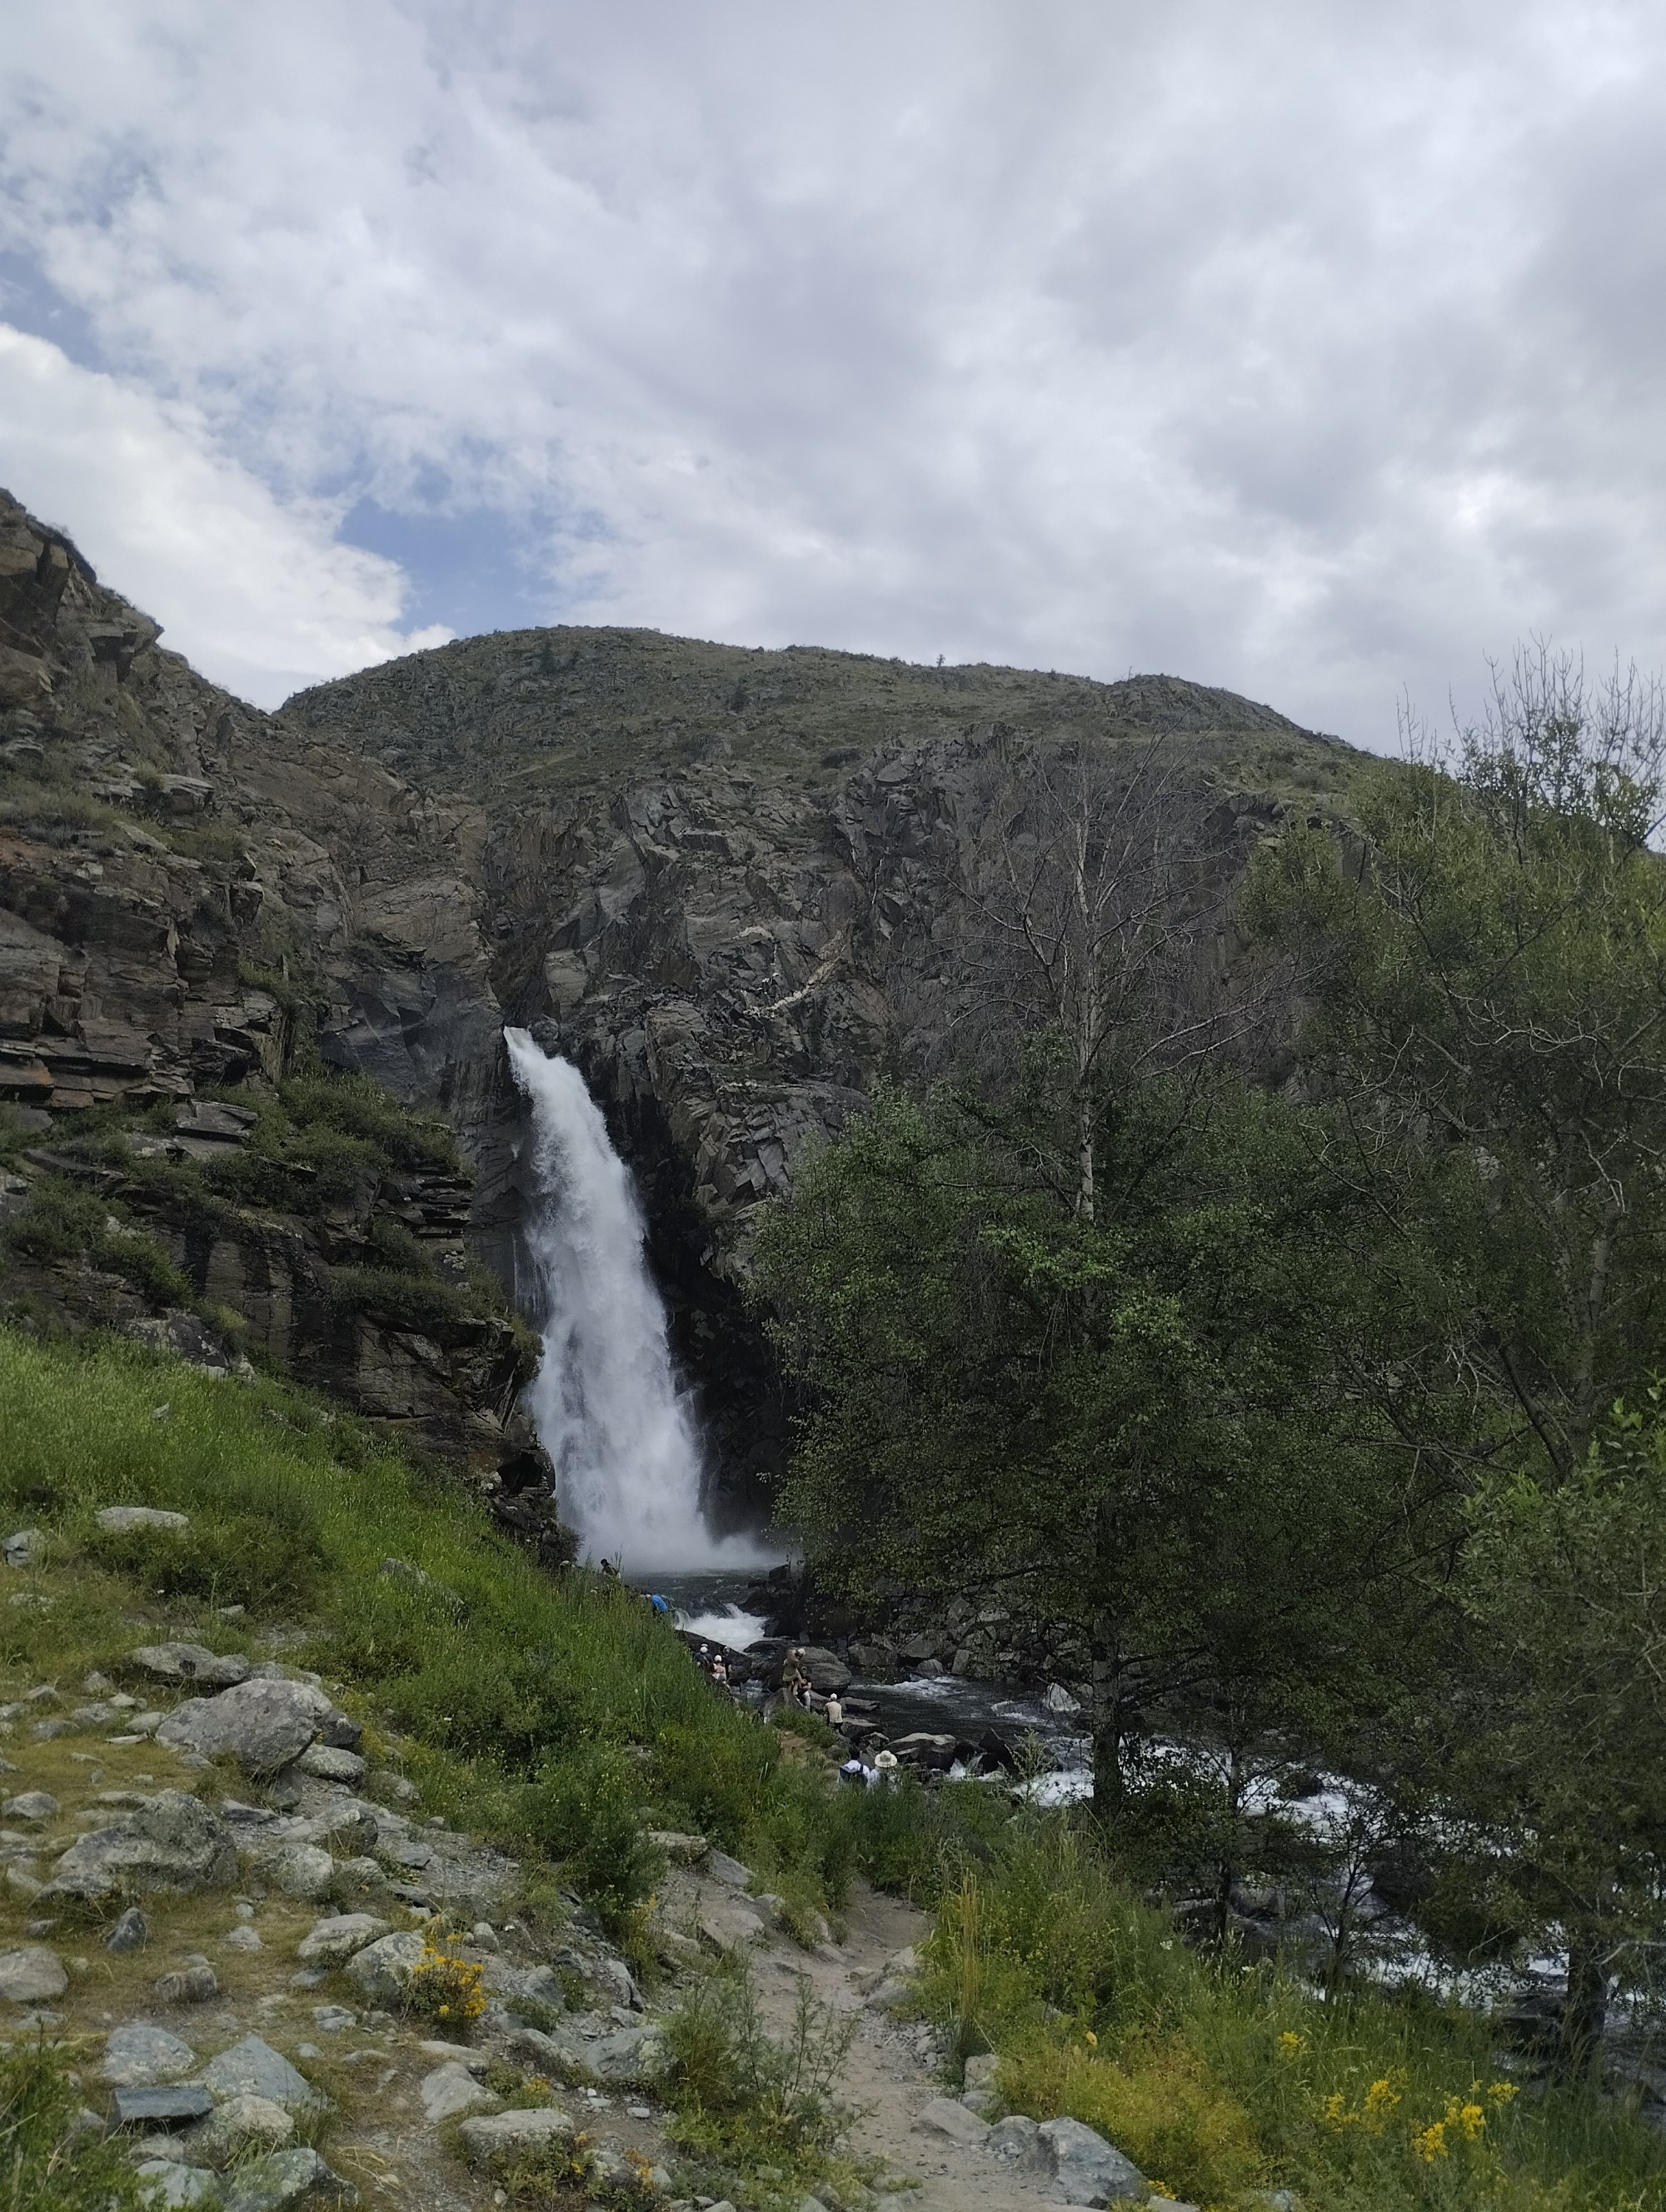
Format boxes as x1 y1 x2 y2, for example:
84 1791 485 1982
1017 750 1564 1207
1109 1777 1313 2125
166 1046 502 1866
0 481 1371 1500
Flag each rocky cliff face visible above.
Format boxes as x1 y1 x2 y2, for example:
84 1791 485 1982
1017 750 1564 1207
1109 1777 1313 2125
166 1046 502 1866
0 484 1366 1504
0 489 531 1477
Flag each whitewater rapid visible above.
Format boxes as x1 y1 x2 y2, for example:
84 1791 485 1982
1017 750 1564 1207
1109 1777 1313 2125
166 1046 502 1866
505 1026 771 1572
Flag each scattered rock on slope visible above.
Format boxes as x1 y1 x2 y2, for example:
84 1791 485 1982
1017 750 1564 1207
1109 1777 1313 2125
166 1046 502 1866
127 1643 252 1690
0 1943 68 2001
38 1790 237 1901
156 1677 356 1776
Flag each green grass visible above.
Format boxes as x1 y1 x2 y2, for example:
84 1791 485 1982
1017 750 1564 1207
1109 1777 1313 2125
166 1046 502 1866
661 1960 867 2212
0 1328 845 1931
10 1326 1649 2208
910 1811 1666 2212
0 2042 146 2211
1 1174 192 1305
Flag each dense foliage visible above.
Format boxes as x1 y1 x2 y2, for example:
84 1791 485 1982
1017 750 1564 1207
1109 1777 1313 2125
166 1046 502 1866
756 649 1666 2075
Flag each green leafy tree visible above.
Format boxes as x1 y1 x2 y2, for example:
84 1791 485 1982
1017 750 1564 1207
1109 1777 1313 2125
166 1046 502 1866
1248 643 1666 2057
1455 1390 1666 2076
756 1069 1426 1836
1248 645 1666 1480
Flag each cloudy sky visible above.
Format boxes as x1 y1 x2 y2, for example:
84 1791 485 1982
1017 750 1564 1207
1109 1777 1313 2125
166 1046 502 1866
1 2 1662 741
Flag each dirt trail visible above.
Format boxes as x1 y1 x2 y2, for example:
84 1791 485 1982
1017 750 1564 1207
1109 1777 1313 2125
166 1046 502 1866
741 1877 1069 2212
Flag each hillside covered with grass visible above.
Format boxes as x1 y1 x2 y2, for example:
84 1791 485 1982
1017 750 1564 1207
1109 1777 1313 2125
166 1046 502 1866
7 1326 1666 2212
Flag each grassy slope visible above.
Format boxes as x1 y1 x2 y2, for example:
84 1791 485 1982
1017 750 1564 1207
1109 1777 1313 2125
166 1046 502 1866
0 1330 843 1922
855 1799 1664 2212
7 1328 1662 2212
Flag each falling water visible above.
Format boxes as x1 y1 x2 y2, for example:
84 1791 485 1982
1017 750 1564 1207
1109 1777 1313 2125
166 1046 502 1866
505 1026 771 1572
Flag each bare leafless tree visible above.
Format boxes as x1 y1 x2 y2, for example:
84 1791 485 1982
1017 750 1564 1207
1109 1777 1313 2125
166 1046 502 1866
947 730 1271 1218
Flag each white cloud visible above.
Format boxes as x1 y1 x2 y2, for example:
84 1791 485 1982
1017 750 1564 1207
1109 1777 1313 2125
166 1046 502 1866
0 326 450 707
1 2 1664 742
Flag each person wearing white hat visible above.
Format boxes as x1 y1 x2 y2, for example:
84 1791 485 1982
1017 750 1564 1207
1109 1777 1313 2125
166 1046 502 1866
871 1747 900 1788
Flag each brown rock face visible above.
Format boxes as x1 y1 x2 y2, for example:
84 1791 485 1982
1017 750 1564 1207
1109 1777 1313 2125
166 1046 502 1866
0 482 1364 1505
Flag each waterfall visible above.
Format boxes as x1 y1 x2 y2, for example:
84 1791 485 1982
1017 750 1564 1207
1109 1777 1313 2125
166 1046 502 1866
505 1026 769 1572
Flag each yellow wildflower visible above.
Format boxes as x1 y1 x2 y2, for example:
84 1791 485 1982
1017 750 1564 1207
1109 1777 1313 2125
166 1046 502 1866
1487 2080 1519 2106
1363 2076 1400 2130
1414 2120 1449 2163
1278 2030 1304 2058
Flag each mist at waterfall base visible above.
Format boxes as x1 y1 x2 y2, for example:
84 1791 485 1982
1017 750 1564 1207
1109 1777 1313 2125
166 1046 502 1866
505 1028 778 1574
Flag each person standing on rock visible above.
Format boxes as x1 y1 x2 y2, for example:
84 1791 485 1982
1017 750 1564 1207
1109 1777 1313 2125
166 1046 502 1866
825 1691 843 1730
781 1647 808 1706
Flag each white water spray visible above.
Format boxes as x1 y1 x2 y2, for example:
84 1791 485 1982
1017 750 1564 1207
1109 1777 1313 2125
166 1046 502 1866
505 1027 771 1572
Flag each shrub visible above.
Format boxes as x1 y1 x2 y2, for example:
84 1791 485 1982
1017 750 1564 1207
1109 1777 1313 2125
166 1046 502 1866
770 1701 843 1754
516 1739 663 1931
1000 2033 1264 2205
3 1176 109 1263
406 1930 487 2026
279 1071 461 1173
0 2040 147 2211
650 1718 781 1851
665 1964 859 2194
325 1263 471 1333
2 1175 192 1306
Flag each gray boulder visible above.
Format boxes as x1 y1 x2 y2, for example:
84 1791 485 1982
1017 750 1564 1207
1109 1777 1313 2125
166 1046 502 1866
419 2060 498 2123
2 1528 44 1567
647 1829 708 1865
343 1930 426 2005
199 2034 322 2112
185 2093 296 2167
106 1906 149 1952
266 1846 335 1901
457 2106 573 2164
296 1914 390 1966
914 2095 990 2146
986 2113 1045 2167
799 1647 852 1693
157 1679 334 1776
133 2162 222 2209
507 2025 569 2073
1039 2115 1147 2205
102 2021 199 2085
97 1507 191 1534
221 2147 354 2210
293 1746 367 1786
112 2083 215 2128
582 2024 670 2085
1 1790 57 1822
128 1643 252 1691
0 1943 67 2001
155 1962 220 2005
40 1790 237 1901
482 1958 566 2010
